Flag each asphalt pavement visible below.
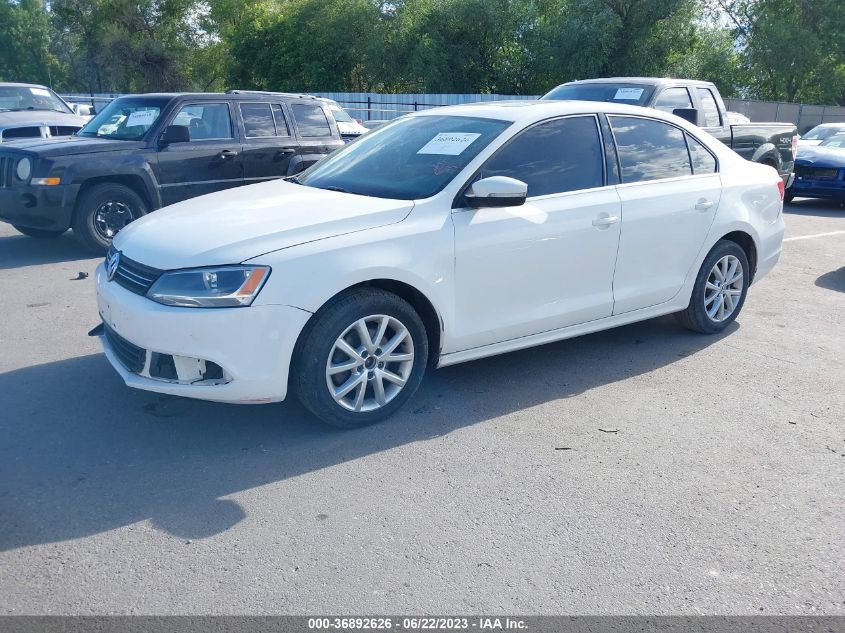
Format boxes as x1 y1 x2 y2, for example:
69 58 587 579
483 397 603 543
0 199 843 614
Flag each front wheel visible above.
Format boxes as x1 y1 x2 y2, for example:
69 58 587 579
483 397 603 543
677 240 750 334
72 183 147 254
292 288 429 428
13 225 66 238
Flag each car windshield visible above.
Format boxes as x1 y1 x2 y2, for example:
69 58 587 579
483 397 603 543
329 104 354 123
78 97 170 140
804 126 845 141
819 133 845 148
297 115 511 200
0 85 71 113
542 83 654 106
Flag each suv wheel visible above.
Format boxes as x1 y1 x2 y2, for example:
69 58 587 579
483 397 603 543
292 288 428 428
72 183 147 254
13 225 66 239
677 239 750 334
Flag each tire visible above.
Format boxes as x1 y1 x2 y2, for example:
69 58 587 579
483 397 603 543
677 239 750 334
784 191 794 203
13 225 66 238
72 183 147 254
292 287 429 428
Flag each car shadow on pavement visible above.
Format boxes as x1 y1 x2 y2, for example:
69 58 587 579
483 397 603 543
784 198 845 217
0 316 736 551
815 267 845 293
0 232 95 271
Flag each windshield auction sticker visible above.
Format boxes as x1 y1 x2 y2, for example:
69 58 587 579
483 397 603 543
418 132 481 155
614 87 645 100
126 110 158 127
30 88 52 97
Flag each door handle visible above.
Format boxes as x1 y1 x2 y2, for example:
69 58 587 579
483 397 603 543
216 149 238 159
695 198 715 211
592 215 619 228
277 148 296 155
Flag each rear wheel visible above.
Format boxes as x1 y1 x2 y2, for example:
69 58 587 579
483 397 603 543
13 225 66 238
72 183 147 254
677 240 749 334
292 288 428 428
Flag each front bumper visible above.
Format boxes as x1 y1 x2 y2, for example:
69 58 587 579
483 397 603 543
0 184 78 230
95 263 312 404
789 179 845 200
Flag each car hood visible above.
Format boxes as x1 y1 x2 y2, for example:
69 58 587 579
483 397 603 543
795 146 845 167
0 109 85 129
0 135 145 156
114 179 415 270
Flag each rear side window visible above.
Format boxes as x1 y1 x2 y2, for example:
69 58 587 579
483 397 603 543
240 103 276 137
609 116 692 183
271 104 290 136
686 134 717 174
480 116 604 197
654 88 692 113
696 88 722 127
292 103 332 137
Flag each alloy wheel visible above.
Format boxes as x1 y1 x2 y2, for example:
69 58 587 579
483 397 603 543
94 200 134 240
704 254 744 322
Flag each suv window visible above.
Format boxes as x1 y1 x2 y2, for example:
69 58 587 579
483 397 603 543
291 103 332 137
609 116 692 183
686 134 717 174
696 88 722 127
271 104 290 136
174 103 233 140
241 103 276 137
655 87 692 113
480 116 604 197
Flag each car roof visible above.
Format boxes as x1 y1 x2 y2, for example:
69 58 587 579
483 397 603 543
412 99 679 123
0 82 52 89
815 122 845 128
112 91 322 102
558 77 716 88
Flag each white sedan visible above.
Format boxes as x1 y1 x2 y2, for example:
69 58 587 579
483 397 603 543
94 100 785 427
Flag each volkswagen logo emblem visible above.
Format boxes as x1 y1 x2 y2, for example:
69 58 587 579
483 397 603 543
106 250 120 282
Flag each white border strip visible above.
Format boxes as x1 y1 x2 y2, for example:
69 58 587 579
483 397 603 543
783 230 845 242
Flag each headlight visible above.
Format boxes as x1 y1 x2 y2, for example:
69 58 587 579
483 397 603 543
15 157 31 181
147 265 270 308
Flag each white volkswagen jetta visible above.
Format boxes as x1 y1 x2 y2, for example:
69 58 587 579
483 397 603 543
94 100 785 427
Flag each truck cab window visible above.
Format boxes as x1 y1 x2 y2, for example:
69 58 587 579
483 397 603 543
696 88 722 128
654 88 693 113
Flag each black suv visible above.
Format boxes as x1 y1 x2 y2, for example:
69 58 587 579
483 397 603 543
0 90 344 252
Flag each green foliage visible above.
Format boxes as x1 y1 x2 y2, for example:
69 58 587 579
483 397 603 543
0 0 842 104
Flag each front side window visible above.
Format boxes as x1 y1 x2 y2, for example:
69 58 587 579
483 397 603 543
609 116 692 183
78 97 169 140
240 103 276 137
686 134 717 174
655 88 693 113
298 115 510 200
480 116 604 197
272 104 290 136
292 103 333 137
696 88 722 128
173 103 233 141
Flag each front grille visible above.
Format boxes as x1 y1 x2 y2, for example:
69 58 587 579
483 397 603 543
1 126 43 140
0 155 13 188
103 323 146 373
107 246 163 295
796 166 841 181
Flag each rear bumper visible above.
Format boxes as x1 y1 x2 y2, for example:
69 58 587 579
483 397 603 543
95 263 312 404
0 184 78 230
782 172 795 188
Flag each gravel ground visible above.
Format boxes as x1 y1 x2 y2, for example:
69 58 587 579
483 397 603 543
0 199 843 615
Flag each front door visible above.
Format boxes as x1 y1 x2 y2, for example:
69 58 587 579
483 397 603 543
155 101 244 206
452 115 622 351
607 115 721 314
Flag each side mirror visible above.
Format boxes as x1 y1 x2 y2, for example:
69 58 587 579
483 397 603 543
464 176 528 208
160 125 190 145
672 108 699 125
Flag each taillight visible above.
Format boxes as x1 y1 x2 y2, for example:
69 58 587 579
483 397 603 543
777 179 785 201
791 134 798 158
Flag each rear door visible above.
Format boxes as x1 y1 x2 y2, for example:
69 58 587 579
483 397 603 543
289 101 340 171
155 101 243 206
238 101 300 184
608 115 721 314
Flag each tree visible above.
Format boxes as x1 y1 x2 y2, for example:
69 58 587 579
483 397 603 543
0 0 62 87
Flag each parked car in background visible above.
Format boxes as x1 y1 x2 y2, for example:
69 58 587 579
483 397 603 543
541 77 797 185
797 123 845 147
93 100 784 427
0 90 344 252
0 82 87 142
787 132 845 203
319 98 368 141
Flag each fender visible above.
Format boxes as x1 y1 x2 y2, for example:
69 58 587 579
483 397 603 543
66 153 163 211
750 142 781 169
287 153 327 176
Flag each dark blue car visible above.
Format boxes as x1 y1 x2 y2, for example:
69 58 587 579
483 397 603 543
786 132 845 203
